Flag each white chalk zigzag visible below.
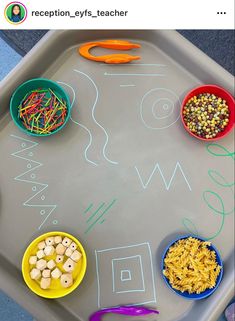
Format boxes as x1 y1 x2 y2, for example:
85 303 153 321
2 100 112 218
10 134 57 230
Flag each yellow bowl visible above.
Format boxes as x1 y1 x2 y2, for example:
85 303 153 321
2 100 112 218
22 231 87 299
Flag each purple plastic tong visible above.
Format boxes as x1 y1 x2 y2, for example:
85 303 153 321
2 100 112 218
89 306 159 321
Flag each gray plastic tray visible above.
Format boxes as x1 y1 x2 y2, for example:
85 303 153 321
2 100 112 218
0 30 234 321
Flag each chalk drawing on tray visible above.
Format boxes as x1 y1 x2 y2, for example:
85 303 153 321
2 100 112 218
119 84 136 87
183 143 234 240
58 72 118 166
104 72 165 77
73 69 118 165
100 63 166 66
83 199 117 234
57 81 98 167
140 88 181 130
10 135 58 229
135 162 192 191
121 270 132 282
112 255 145 293
95 242 156 308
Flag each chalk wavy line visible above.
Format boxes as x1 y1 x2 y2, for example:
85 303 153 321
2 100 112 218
11 134 57 230
57 81 98 167
73 69 118 165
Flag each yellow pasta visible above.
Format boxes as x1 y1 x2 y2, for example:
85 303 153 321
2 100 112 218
163 237 221 294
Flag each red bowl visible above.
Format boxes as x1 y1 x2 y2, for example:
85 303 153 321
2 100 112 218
181 85 235 141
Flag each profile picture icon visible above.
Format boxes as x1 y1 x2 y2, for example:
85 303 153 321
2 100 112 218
4 2 27 24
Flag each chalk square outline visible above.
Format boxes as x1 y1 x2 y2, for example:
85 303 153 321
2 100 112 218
111 255 145 293
95 242 157 308
121 269 132 282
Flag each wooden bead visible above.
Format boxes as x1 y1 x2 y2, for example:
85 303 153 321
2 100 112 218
63 258 76 273
65 248 73 257
51 267 62 279
47 259 56 270
62 237 72 248
38 241 46 250
29 256 37 265
70 250 82 262
60 274 73 288
40 277 51 289
55 255 64 264
54 236 62 244
69 242 77 251
42 269 51 278
36 249 45 259
44 245 55 256
36 259 47 271
55 243 66 255
30 268 41 280
45 237 54 246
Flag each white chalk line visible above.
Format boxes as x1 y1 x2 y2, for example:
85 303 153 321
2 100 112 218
134 162 192 191
95 242 157 307
10 135 57 229
140 88 181 130
104 72 165 77
120 84 136 87
111 255 145 293
100 63 166 66
74 69 118 165
57 81 98 166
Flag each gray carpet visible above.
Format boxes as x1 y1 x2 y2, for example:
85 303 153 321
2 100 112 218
0 30 234 75
0 30 47 56
178 30 234 76
0 291 32 321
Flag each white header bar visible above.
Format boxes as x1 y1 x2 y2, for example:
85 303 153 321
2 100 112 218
0 0 234 29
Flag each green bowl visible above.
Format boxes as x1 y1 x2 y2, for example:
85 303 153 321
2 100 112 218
10 78 71 137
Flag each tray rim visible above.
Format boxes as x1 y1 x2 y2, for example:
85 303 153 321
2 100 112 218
0 30 234 114
0 29 234 321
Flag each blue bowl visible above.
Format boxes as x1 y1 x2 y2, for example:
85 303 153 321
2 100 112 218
161 235 223 300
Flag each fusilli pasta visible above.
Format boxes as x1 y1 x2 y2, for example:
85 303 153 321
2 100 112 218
163 237 221 294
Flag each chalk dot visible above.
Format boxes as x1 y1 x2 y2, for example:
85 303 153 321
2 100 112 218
28 152 33 157
21 143 26 148
41 195 45 201
31 173 36 179
27 163 32 169
40 210 45 215
163 104 169 110
32 186 37 192
53 220 58 225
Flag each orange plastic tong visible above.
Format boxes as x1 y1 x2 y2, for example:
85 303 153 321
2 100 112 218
78 40 141 64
